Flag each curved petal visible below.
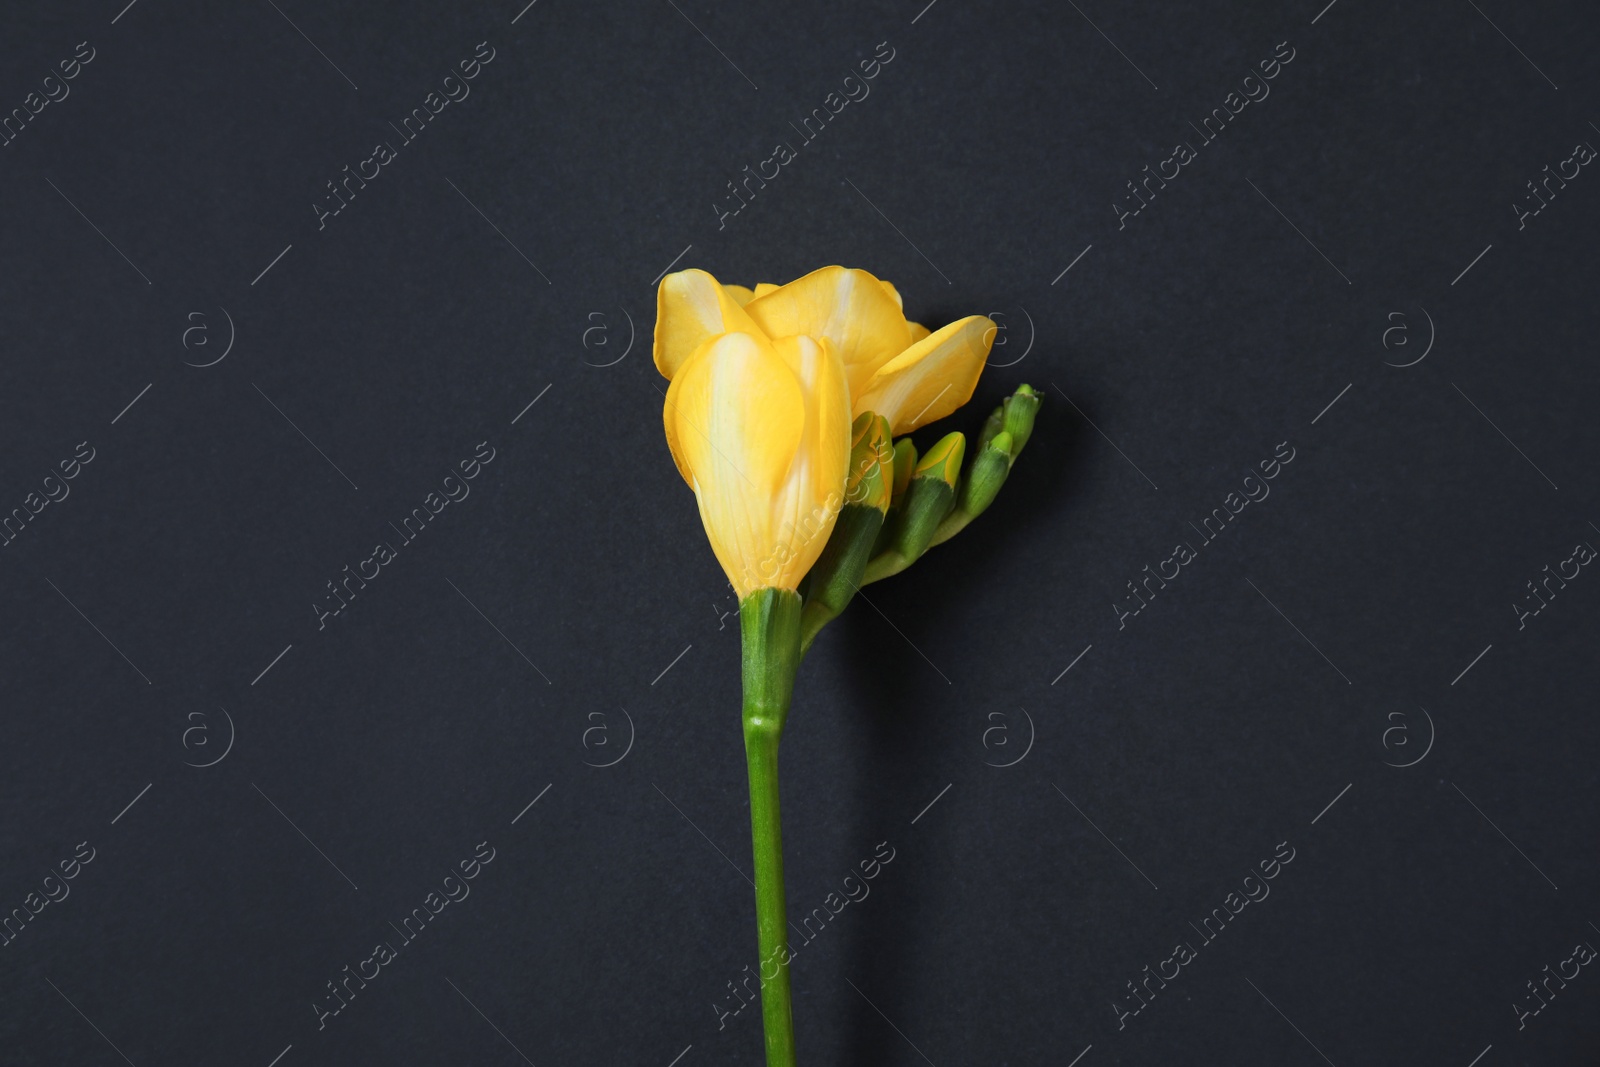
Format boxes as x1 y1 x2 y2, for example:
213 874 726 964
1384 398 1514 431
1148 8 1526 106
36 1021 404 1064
723 284 756 307
653 269 766 379
743 265 912 396
879 279 904 311
907 321 930 344
752 336 851 592
752 282 779 299
854 315 995 435
663 332 814 597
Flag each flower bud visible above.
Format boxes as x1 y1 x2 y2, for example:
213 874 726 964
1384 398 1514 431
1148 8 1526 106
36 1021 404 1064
1000 384 1040 453
890 438 917 500
844 413 893 514
957 431 1012 517
913 431 965 491
893 432 964 562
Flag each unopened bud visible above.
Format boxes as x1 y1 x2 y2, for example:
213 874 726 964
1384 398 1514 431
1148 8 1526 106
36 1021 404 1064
844 413 893 514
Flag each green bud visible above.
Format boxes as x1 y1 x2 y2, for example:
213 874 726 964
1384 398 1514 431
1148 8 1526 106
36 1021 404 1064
891 432 964 564
1001 384 1040 453
844 413 894 514
890 438 917 500
913 431 965 491
957 431 1012 518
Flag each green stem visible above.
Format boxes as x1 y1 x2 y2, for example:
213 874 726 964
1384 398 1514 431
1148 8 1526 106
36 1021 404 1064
740 588 802 1067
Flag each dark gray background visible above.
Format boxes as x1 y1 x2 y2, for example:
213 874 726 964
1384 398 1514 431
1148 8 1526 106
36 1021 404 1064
0 0 1596 1064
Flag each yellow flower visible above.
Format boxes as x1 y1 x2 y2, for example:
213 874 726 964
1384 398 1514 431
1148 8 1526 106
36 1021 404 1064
661 330 851 599
655 266 996 435
655 265 995 597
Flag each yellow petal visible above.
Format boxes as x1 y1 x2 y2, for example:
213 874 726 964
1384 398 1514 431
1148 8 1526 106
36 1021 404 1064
753 282 779 298
771 334 852 532
879 279 904 311
653 269 766 380
665 332 801 497
854 315 995 435
723 284 756 306
663 332 850 597
743 265 912 396
907 321 930 344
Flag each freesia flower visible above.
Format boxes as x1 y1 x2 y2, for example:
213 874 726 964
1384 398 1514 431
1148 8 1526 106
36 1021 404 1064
650 264 1036 1067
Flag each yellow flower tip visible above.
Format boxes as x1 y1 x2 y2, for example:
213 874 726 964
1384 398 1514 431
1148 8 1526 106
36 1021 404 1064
653 268 766 381
914 431 965 491
844 412 894 514
663 330 850 600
